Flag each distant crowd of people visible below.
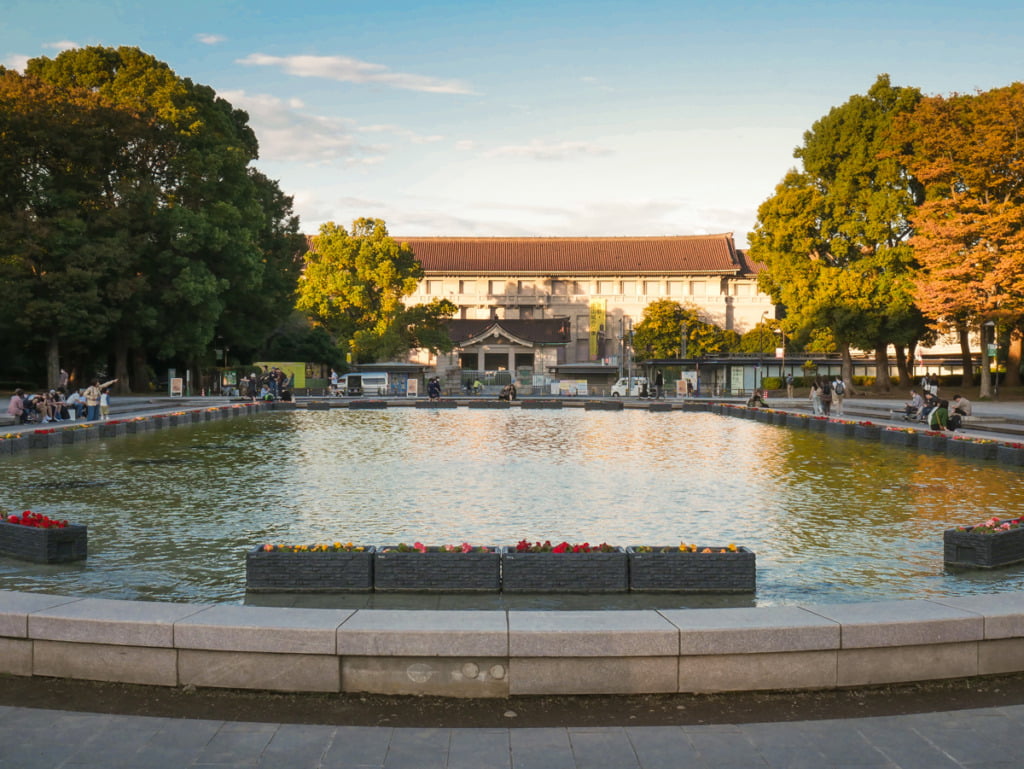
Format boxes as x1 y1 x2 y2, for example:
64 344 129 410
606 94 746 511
5 378 118 424
243 367 293 402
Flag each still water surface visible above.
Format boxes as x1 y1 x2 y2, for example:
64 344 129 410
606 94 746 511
1 408 1022 607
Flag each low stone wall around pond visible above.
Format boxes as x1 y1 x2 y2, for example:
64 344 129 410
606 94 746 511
1 590 1023 698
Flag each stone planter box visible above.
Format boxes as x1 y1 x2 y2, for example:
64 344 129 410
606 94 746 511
373 546 500 592
627 546 756 593
29 430 62 450
854 424 881 441
754 410 771 423
946 439 967 458
681 401 706 413
306 401 331 410
521 400 563 409
881 429 916 447
167 414 189 428
964 441 998 461
917 432 947 452
125 420 149 434
769 411 787 425
710 404 724 415
826 421 855 438
944 523 1024 569
468 401 510 409
348 401 388 410
272 401 297 411
648 403 672 412
501 547 628 593
245 546 374 592
0 521 88 564
585 401 623 411
785 413 809 429
202 409 221 421
61 427 94 445
997 444 1024 467
415 401 458 408
99 422 127 439
808 417 828 432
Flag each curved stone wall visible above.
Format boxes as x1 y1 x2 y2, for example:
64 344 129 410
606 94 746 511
1 590 1022 697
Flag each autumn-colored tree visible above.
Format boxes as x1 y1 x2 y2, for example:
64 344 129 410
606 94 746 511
749 75 927 392
892 82 1024 394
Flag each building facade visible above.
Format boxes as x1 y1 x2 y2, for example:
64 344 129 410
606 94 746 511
401 234 773 388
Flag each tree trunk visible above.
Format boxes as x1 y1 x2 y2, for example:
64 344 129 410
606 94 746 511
1005 329 1022 388
113 338 131 394
979 321 993 399
894 345 911 388
957 321 973 388
132 349 150 393
47 333 60 390
873 344 891 392
840 343 855 395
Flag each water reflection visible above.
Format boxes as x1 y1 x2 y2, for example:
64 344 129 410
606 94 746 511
0 409 1021 606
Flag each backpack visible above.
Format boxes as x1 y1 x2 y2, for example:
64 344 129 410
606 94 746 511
834 380 845 395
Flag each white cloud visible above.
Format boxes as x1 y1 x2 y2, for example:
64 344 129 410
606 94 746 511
43 40 78 52
3 54 30 71
196 34 226 45
236 53 476 95
483 140 613 161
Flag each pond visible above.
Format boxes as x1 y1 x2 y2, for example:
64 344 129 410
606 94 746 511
1 408 1022 607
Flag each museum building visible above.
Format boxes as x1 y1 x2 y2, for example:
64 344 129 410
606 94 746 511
400 233 773 388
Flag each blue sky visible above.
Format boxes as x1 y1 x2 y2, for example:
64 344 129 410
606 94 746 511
5 1 1024 245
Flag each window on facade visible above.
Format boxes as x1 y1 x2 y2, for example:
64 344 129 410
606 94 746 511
597 280 616 295
667 281 685 296
621 281 637 295
691 281 706 296
734 282 751 296
518 280 535 295
643 280 663 296
488 280 506 295
426 280 443 295
459 280 477 294
551 280 569 295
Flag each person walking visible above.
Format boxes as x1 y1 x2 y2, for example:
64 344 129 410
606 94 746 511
832 376 846 416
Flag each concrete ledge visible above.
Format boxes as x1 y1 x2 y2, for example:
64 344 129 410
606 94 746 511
678 649 838 692
33 639 178 686
342 656 509 697
337 610 507 657
0 590 1022 697
510 656 677 695
28 597 207 647
661 606 839 654
175 605 353 654
509 610 678 657
179 649 341 692
805 599 984 648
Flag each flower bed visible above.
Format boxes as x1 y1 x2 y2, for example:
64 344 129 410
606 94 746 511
246 543 374 592
944 517 1024 569
917 431 947 452
825 420 855 437
0 512 87 563
854 423 881 441
374 542 499 592
627 544 756 593
501 540 628 592
29 429 62 450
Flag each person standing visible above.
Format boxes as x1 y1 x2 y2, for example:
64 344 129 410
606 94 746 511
99 388 111 420
809 378 822 415
654 369 664 399
819 376 833 416
785 373 794 399
83 378 117 421
6 389 26 424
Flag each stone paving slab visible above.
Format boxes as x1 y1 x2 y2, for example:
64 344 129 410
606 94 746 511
2 704 1024 768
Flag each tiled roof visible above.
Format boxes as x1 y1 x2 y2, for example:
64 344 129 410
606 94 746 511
392 234 746 276
446 319 571 345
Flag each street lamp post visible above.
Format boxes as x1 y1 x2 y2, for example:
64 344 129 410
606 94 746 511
758 311 769 393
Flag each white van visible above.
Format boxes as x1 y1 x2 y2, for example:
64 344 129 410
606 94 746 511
610 376 649 397
339 373 389 396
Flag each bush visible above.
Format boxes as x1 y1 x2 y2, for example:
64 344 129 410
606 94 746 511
762 377 782 390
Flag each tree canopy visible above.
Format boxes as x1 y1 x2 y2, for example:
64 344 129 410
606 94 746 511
632 299 739 359
296 218 454 363
748 75 926 390
0 46 303 390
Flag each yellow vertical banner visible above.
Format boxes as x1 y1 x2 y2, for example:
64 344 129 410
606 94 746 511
589 298 606 359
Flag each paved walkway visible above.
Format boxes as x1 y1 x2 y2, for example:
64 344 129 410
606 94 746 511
5 392 1024 767
2 702 1022 768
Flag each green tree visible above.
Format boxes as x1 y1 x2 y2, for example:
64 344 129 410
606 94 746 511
297 218 444 363
749 75 926 392
632 299 735 359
